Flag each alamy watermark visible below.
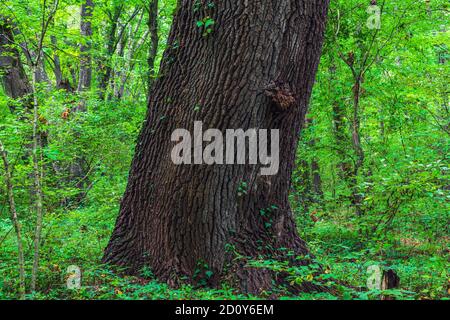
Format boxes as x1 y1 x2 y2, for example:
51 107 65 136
171 121 279 176
367 5 381 30
66 265 81 289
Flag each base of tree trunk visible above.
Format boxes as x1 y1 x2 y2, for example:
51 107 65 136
103 207 333 295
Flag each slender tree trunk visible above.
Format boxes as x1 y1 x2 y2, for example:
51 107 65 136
296 159 313 213
104 0 329 294
51 34 63 86
70 0 94 193
30 69 44 292
2 19 44 293
112 29 128 99
311 158 323 198
350 75 364 216
0 140 26 299
305 118 323 200
77 0 94 93
70 66 77 88
146 0 159 100
116 14 149 99
98 4 122 98
23 49 51 87
329 62 352 188
51 34 72 90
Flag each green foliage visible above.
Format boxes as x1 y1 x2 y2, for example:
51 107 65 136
237 180 248 196
196 16 215 37
194 104 202 112
292 0 449 300
0 0 448 301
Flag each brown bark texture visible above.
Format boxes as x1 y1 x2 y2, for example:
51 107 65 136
104 0 330 294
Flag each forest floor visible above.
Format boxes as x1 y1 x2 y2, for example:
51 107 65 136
1 201 448 300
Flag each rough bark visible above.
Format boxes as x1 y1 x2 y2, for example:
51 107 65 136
104 0 329 294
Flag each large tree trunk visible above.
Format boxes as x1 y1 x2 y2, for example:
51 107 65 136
104 0 329 294
0 17 32 109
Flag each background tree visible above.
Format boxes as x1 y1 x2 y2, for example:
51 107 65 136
0 139 25 298
0 17 32 110
77 0 93 93
146 0 158 100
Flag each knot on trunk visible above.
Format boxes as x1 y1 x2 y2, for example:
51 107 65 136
264 81 296 111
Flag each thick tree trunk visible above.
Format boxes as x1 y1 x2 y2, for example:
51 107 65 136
104 0 329 294
0 17 32 109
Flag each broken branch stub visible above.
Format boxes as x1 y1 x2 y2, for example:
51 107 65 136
264 81 296 111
